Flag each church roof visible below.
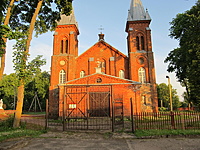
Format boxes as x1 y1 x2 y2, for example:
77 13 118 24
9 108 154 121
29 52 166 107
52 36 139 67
128 0 151 21
60 73 141 85
57 9 78 27
78 40 128 59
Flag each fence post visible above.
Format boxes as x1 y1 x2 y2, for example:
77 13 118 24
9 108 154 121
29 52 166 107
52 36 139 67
170 111 175 129
63 96 66 131
130 98 135 133
112 100 115 132
180 112 185 130
111 86 115 132
45 99 48 130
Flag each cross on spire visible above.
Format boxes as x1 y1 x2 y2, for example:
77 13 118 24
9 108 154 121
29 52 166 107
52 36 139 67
98 25 104 34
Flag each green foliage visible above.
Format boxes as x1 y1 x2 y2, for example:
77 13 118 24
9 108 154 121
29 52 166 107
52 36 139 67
165 1 200 106
157 83 169 107
27 55 46 75
157 83 181 109
18 55 49 111
9 0 73 37
24 71 50 111
0 73 18 109
0 55 49 110
0 0 6 17
12 32 29 81
0 25 10 56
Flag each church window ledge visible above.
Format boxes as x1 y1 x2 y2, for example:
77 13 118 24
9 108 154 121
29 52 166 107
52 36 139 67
137 50 146 53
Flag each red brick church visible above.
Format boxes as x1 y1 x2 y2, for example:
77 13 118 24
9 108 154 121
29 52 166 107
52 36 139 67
49 0 158 119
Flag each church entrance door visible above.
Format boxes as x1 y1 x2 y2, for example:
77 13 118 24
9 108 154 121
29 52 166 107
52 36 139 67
89 92 110 117
63 85 113 130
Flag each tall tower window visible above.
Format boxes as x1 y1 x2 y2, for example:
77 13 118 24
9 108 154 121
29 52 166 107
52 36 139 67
119 70 125 79
59 70 66 84
80 71 85 78
141 36 145 50
136 36 140 50
136 34 145 51
60 40 64 53
138 67 146 83
66 40 68 53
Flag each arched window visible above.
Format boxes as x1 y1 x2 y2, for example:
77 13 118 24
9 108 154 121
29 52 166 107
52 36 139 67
59 70 66 84
60 40 64 53
136 36 140 50
80 71 85 78
119 70 125 79
65 40 68 53
141 36 145 50
138 67 146 83
136 34 145 51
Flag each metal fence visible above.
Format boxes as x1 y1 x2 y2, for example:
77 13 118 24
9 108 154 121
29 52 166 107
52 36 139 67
20 98 200 133
132 111 200 131
62 85 114 131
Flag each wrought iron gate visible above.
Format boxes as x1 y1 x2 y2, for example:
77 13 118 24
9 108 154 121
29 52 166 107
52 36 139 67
63 85 113 130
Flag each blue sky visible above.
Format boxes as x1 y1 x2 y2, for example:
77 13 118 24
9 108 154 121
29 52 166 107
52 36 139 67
5 0 198 100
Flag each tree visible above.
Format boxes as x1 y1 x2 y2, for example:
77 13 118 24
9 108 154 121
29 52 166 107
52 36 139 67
165 1 200 106
0 70 50 111
23 55 49 111
157 83 180 110
0 0 7 47
182 91 193 110
24 71 50 111
0 73 18 109
0 0 19 79
12 0 73 128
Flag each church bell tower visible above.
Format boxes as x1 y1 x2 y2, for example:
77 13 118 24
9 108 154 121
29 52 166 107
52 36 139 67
126 0 158 112
49 10 79 118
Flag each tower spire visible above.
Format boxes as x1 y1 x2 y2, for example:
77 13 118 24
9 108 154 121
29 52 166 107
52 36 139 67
128 0 151 21
57 9 78 27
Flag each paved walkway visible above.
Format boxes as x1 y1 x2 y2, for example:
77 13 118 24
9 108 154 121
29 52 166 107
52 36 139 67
1 132 200 150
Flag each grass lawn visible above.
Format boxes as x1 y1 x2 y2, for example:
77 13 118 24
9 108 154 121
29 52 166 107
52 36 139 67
0 129 45 142
0 116 46 142
134 129 200 138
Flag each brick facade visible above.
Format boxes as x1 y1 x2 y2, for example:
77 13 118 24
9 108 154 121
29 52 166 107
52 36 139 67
49 1 158 118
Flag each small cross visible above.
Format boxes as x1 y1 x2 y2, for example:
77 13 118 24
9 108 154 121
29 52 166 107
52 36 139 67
98 25 104 34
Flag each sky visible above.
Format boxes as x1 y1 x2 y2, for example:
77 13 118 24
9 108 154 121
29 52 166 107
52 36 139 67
5 0 198 100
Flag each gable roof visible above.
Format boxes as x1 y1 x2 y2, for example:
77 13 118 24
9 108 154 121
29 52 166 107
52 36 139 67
77 40 128 59
59 73 141 86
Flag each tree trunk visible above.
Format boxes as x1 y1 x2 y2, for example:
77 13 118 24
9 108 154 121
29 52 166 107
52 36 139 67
13 0 43 128
13 82 24 127
0 0 15 80
26 0 43 53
